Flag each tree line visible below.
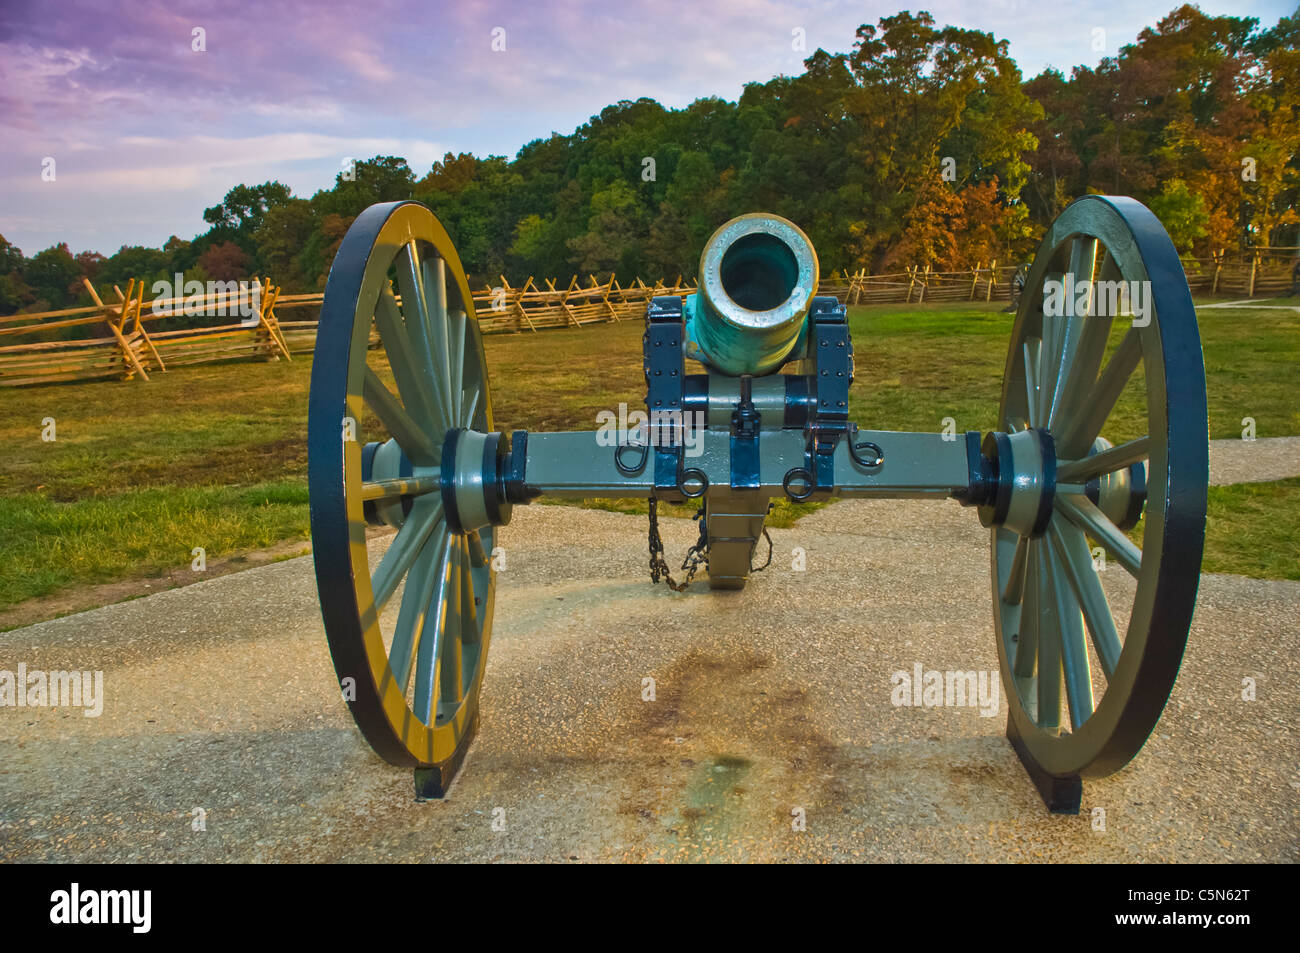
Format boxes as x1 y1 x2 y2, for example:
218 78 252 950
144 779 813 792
2 4 1295 320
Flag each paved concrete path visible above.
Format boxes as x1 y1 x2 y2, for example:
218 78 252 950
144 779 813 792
1209 437 1300 486
2 499 1295 863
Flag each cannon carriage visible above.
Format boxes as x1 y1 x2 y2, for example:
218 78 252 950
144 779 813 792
307 195 1208 810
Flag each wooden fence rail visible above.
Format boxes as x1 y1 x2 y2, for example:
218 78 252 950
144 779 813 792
0 278 287 386
1 252 1293 387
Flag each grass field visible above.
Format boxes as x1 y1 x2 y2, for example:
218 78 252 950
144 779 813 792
2 300 1297 618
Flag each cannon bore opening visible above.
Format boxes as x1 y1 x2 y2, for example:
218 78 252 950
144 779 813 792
688 212 819 376
719 233 800 312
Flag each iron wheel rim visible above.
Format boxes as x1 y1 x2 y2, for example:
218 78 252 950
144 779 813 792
991 194 1208 778
308 201 495 768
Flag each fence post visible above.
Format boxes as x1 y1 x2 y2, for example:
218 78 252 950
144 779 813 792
132 280 166 369
986 259 997 301
599 273 618 322
970 262 981 300
105 278 149 381
1248 252 1258 297
559 275 581 328
259 277 291 361
518 277 539 332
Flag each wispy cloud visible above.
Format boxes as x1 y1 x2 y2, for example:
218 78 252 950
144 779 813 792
0 0 1292 253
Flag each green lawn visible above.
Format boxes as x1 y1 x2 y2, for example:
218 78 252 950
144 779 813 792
1 300 1296 617
0 482 309 607
1203 478 1300 581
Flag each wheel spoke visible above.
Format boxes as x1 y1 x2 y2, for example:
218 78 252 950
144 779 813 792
1002 535 1029 605
1049 252 1119 433
1056 491 1142 578
361 476 440 502
375 283 446 434
440 540 465 704
1057 435 1151 483
1033 543 1063 732
1047 238 1099 429
1014 539 1039 679
1022 339 1041 428
1058 326 1141 458
396 244 453 424
450 309 466 426
423 258 456 426
462 385 481 430
412 533 454 724
467 529 488 567
362 367 439 466
429 256 449 325
1037 295 1059 426
389 527 445 694
371 497 442 609
460 536 481 646
1043 526 1095 729
394 243 433 369
1049 520 1121 679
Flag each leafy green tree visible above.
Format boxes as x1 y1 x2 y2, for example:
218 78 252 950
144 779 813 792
254 199 316 287
566 179 650 276
96 245 173 293
25 243 80 309
300 214 356 290
0 235 34 313
1149 179 1209 252
202 181 294 243
313 156 415 220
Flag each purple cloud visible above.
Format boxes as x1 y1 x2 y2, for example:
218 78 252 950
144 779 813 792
0 0 1292 254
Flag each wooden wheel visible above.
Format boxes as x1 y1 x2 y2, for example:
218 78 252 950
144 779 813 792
987 195 1208 779
308 201 498 790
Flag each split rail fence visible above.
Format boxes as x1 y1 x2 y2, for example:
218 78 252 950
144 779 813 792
1 251 1293 387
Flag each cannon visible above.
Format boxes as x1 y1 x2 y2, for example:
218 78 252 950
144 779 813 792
307 196 1208 811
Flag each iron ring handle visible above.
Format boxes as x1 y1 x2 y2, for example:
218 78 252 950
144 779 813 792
848 428 885 469
614 439 649 476
783 467 815 501
679 467 709 498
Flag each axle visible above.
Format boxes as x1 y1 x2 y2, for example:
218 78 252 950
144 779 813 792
518 427 975 500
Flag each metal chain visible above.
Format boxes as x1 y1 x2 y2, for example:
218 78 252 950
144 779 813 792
648 496 775 586
647 495 708 592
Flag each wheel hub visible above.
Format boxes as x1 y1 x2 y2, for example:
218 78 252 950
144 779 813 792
440 428 513 534
1083 436 1147 530
978 428 1057 538
360 438 419 528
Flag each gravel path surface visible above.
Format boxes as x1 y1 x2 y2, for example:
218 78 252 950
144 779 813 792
1209 437 1300 485
1 501 1296 863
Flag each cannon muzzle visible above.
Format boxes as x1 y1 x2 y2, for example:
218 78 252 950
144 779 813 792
684 212 819 376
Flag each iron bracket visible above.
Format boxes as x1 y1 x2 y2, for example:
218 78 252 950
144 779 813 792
644 296 686 500
801 296 852 494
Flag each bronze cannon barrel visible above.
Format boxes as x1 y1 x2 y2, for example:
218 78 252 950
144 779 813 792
683 212 819 376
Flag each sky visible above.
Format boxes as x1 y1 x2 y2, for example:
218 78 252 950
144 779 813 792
0 0 1293 256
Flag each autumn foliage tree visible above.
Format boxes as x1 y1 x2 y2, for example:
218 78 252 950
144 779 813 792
1023 5 1299 253
3 5 1295 317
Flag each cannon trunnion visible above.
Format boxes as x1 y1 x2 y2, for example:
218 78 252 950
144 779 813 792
308 197 1208 810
